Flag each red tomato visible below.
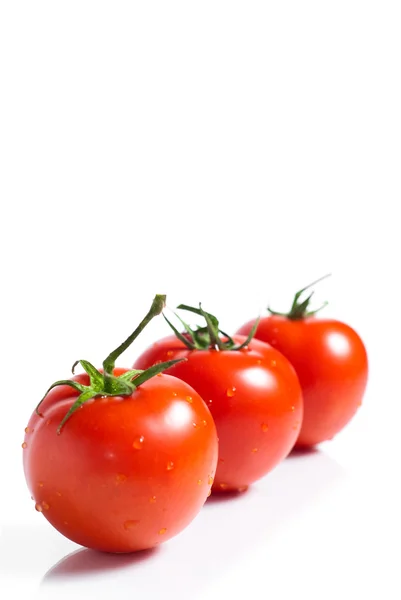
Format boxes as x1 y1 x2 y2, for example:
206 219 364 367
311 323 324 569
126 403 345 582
236 316 368 447
134 335 303 492
23 368 218 553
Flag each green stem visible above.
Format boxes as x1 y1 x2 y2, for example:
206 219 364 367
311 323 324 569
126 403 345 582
103 294 166 392
199 305 224 349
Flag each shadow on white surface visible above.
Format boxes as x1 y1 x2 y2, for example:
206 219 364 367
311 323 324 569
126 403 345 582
32 449 344 600
45 546 158 578
0 522 75 579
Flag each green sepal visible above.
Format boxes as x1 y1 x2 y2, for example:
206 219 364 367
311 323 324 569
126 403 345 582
268 274 331 320
164 303 260 352
193 326 216 349
177 304 219 330
35 379 86 416
163 313 195 349
57 389 99 434
72 359 104 392
131 358 186 387
218 329 235 346
118 369 144 383
232 316 261 350
198 304 224 349
102 375 135 396
172 311 198 340
36 294 180 434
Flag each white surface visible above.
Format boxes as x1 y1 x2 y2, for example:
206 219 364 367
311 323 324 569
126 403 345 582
1 1 400 599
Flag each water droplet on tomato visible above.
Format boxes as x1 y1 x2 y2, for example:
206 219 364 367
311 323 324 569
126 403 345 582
124 520 139 530
208 399 213 405
219 483 229 490
21 442 27 449
35 503 43 512
261 423 269 432
238 486 248 493
197 479 202 485
133 435 145 449
208 476 214 486
251 447 258 453
116 473 127 483
46 420 51 426
207 489 212 497
185 396 193 403
166 461 174 471
24 427 30 434
167 351 174 357
192 422 198 428
201 419 207 427
271 359 277 367
150 496 157 503
158 527 167 535
292 420 300 430
226 387 236 397
38 481 44 487
290 406 296 412
56 491 62 497
42 501 50 510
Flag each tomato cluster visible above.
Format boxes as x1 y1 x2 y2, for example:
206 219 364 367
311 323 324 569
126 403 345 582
22 281 368 553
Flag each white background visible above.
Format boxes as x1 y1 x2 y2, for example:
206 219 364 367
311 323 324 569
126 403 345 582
1 1 400 599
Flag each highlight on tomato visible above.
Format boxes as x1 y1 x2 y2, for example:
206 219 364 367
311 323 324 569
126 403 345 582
236 276 369 448
133 303 303 493
23 295 218 553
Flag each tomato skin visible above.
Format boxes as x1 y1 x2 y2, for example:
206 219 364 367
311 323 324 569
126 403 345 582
236 316 368 447
23 370 218 553
134 335 303 491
